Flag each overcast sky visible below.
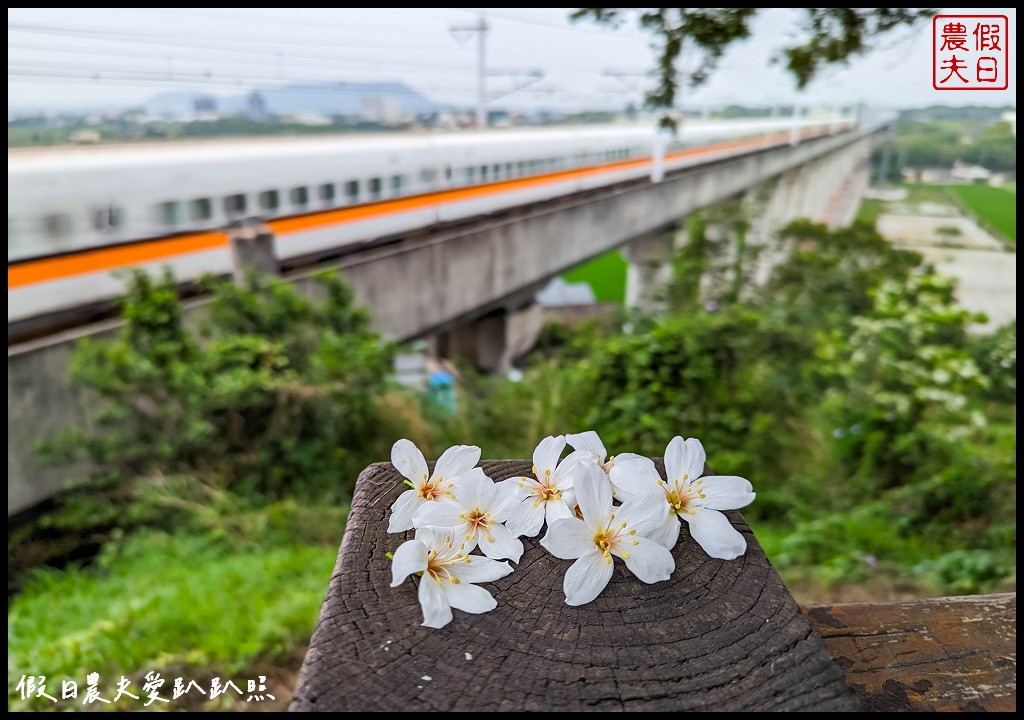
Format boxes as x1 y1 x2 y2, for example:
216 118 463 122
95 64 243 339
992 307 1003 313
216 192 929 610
7 8 1017 114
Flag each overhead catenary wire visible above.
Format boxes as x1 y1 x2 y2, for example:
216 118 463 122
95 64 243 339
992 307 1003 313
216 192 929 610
8 21 647 76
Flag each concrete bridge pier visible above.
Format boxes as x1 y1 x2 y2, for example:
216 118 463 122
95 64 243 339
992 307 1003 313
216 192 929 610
744 134 874 284
624 226 683 313
433 301 544 374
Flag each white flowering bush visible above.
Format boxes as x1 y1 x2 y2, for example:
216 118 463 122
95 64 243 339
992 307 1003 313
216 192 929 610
387 434 754 628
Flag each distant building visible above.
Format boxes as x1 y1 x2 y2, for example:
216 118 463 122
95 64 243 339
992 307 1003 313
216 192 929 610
919 162 991 184
536 277 597 307
360 96 402 124
280 112 332 126
950 161 992 183
246 91 270 122
68 130 101 144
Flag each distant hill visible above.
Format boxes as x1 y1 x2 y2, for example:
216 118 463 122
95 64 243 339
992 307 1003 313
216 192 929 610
142 82 440 120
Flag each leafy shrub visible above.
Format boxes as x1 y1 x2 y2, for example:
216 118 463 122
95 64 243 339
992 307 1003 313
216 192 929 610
972 321 1016 402
46 269 395 504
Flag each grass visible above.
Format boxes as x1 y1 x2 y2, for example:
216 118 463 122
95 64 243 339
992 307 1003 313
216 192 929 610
943 185 1017 246
562 250 628 303
856 198 885 225
902 184 957 206
8 531 339 711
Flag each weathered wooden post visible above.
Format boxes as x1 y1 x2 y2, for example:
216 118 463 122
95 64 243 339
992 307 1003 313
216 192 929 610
290 459 861 711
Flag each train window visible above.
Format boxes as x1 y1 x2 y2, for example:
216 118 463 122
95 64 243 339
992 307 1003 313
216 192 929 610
158 201 183 226
505 162 513 177
444 166 452 181
390 175 404 195
290 186 309 207
368 178 382 200
465 167 476 183
42 213 72 240
516 161 526 176
492 164 501 179
344 180 360 203
419 168 437 185
258 190 280 211
319 183 336 203
224 194 247 216
480 165 488 181
91 206 124 230
189 198 212 221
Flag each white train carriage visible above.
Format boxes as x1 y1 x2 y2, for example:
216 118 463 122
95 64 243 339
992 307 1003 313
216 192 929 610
8 116 849 327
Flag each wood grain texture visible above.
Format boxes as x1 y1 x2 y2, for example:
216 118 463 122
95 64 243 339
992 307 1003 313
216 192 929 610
804 593 1016 712
291 460 860 712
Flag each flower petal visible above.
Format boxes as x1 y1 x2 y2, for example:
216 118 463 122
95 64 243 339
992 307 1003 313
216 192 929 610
563 551 614 606
545 498 574 525
684 508 747 560
418 575 453 629
390 539 427 586
618 536 675 583
540 517 594 560
478 523 524 562
561 488 577 511
433 444 482 482
612 452 646 466
451 467 495 512
552 450 591 485
532 435 566 477
504 496 545 538
699 476 756 511
490 479 520 521
387 489 423 533
391 439 428 484
412 500 464 530
514 476 540 499
565 430 607 462
574 460 612 526
443 580 497 614
647 512 681 549
616 490 671 537
413 525 446 550
450 556 513 584
665 435 706 482
610 456 663 500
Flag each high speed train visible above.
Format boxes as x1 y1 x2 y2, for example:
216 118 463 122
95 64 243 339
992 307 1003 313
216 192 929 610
8 115 852 330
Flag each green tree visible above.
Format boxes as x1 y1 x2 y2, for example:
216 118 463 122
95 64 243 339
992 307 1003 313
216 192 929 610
46 269 395 506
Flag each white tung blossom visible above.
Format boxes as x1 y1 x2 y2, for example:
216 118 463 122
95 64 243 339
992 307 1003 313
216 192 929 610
566 430 648 496
387 439 480 533
412 467 524 562
503 435 589 538
610 436 755 560
541 461 674 606
391 527 513 629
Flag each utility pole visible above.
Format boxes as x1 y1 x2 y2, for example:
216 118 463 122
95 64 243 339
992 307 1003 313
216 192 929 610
789 101 801 146
451 17 489 129
476 17 487 129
